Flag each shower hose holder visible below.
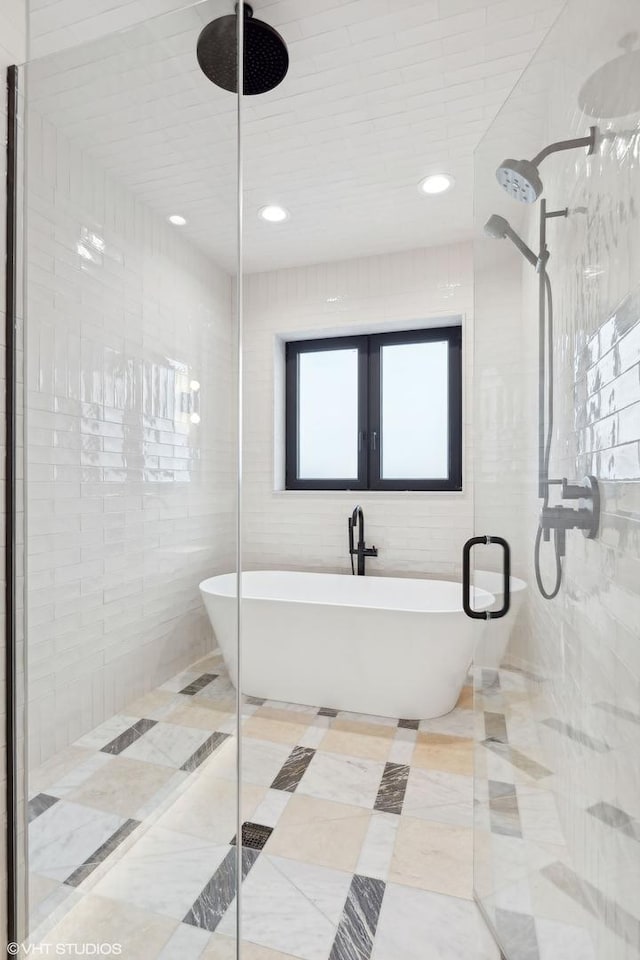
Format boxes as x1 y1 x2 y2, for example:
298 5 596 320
540 475 600 556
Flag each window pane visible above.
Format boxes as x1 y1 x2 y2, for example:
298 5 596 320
381 340 449 479
298 348 359 479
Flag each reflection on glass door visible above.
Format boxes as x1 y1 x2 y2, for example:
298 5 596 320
473 2 640 958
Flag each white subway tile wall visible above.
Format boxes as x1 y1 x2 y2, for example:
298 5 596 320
242 243 477 579
26 108 236 768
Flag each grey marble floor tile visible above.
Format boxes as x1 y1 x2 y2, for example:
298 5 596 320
330 874 386 960
271 746 316 792
101 718 157 755
183 846 258 932
181 732 230 773
374 763 409 815
180 673 219 696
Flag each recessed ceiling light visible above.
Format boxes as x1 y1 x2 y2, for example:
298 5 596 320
419 174 455 195
168 214 187 226
259 204 290 223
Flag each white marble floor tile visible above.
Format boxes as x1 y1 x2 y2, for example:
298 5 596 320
92 826 229 920
372 884 500 960
298 724 330 749
419 710 474 738
217 854 351 960
536 918 596 960
297 752 385 809
121 722 211 769
218 737 292 787
197 675 236 703
402 768 474 827
388 738 415 765
29 801 125 882
157 921 212 959
356 811 400 881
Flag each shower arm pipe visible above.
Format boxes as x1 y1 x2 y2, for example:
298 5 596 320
531 127 597 167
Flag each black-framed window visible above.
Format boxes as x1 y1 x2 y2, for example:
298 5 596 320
285 326 462 491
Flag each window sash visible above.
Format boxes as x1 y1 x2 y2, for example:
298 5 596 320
285 327 462 492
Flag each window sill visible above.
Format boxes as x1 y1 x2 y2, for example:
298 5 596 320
273 488 466 498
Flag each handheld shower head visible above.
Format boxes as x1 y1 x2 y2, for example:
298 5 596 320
483 214 510 240
496 127 598 204
483 215 539 269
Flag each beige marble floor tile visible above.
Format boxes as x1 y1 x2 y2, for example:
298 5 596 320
456 686 474 710
203 937 298 959
319 725 393 761
69 757 177 818
30 746 94 796
156 772 265 843
412 733 474 776
243 714 311 745
124 690 178 719
165 702 232 731
264 794 371 872
332 719 396 740
30 872 61 912
390 817 473 899
255 706 316 726
43 894 177 959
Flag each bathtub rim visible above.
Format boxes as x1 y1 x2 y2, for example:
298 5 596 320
199 569 495 616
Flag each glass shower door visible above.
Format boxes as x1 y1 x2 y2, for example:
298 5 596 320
18 2 242 953
472 2 640 958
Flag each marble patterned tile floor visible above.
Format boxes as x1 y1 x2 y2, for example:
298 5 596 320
27 651 499 960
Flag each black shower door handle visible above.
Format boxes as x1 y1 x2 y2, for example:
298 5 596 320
462 536 511 620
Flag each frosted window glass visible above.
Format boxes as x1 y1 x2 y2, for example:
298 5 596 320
381 340 448 479
298 349 358 479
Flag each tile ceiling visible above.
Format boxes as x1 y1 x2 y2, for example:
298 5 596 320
27 0 563 272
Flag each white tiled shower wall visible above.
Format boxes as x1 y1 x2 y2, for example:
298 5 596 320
26 110 236 767
242 241 523 579
244 242 501 578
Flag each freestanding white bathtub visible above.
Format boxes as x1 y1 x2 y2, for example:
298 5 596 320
199 571 494 720
473 570 527 669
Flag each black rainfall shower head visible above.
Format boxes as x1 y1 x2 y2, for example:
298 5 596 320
496 127 598 204
197 3 289 96
484 214 539 269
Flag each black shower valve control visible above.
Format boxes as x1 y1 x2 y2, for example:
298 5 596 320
540 475 600 552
